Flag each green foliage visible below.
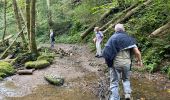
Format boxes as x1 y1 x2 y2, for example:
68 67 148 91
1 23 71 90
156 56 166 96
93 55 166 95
0 61 15 79
56 33 81 44
161 65 170 78
25 60 50 69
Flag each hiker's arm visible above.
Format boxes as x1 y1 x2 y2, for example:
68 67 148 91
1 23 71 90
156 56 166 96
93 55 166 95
133 47 143 66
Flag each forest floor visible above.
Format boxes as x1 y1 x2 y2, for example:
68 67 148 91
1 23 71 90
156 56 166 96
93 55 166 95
0 44 170 100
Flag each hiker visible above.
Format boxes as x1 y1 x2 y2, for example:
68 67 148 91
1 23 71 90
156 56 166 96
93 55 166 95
93 27 103 58
102 24 143 100
50 29 55 48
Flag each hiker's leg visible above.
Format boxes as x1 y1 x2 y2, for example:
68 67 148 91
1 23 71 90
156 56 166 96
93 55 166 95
96 41 100 56
109 67 120 100
122 64 132 94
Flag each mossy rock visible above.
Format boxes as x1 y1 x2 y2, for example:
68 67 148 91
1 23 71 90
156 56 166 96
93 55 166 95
25 60 50 69
11 52 38 67
37 55 55 63
0 61 16 79
44 75 64 86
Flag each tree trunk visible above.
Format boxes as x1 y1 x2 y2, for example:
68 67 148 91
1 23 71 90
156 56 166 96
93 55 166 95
81 6 125 39
18 5 26 26
149 22 170 37
0 35 14 45
12 0 27 46
102 0 152 35
30 0 38 55
46 0 53 29
2 0 7 44
26 0 31 42
0 26 26 59
81 2 139 39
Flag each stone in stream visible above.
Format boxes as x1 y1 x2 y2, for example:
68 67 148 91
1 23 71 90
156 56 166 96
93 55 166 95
44 74 64 86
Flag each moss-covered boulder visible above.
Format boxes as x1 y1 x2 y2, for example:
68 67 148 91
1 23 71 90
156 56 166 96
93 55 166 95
25 60 50 69
0 61 15 79
37 55 54 63
44 74 64 86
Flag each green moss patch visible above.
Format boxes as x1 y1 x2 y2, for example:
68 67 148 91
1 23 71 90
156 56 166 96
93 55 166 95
37 55 55 63
44 74 64 86
25 60 50 69
0 61 15 79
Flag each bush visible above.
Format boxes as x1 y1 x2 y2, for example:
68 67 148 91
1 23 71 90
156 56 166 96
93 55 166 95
25 60 50 69
0 61 15 79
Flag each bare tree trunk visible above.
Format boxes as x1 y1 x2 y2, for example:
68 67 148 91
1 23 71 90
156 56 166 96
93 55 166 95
149 22 170 37
26 0 30 42
12 0 27 46
2 0 7 43
100 2 139 31
0 26 26 59
46 0 53 29
81 6 126 39
81 2 139 39
0 35 13 45
102 0 152 35
18 5 26 26
30 0 38 55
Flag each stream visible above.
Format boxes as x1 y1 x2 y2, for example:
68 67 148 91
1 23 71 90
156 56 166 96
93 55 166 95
0 44 169 100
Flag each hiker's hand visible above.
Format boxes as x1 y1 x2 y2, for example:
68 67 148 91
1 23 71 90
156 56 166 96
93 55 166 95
136 61 143 67
93 37 96 43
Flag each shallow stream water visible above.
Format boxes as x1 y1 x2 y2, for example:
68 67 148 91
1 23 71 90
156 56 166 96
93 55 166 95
0 75 169 100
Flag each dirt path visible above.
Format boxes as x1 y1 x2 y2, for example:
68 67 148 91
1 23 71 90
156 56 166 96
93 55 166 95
0 44 105 100
0 44 170 100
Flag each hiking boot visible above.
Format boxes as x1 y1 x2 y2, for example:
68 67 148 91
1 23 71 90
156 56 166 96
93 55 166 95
95 55 99 57
125 94 131 100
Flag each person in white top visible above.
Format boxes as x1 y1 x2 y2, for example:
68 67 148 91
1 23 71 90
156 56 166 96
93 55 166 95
93 27 103 57
50 29 55 48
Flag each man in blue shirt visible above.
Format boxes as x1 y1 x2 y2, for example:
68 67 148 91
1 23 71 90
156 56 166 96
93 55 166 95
102 24 143 100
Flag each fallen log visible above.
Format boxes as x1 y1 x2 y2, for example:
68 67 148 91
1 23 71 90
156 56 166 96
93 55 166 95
0 25 26 59
81 7 122 39
81 2 139 39
0 35 13 45
103 0 152 34
100 2 139 31
17 69 35 75
149 22 170 37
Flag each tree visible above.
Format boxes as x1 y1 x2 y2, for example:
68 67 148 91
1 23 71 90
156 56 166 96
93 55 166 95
12 0 27 46
26 0 30 42
46 0 53 29
30 0 38 55
2 0 7 44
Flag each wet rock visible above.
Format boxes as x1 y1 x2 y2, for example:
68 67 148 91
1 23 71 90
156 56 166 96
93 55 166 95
44 74 64 86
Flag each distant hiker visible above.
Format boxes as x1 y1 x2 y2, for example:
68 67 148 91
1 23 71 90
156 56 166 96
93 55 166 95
93 27 103 58
50 29 55 48
102 24 143 100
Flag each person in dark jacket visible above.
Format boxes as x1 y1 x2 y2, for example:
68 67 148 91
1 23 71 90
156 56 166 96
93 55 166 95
102 24 143 100
50 29 55 48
